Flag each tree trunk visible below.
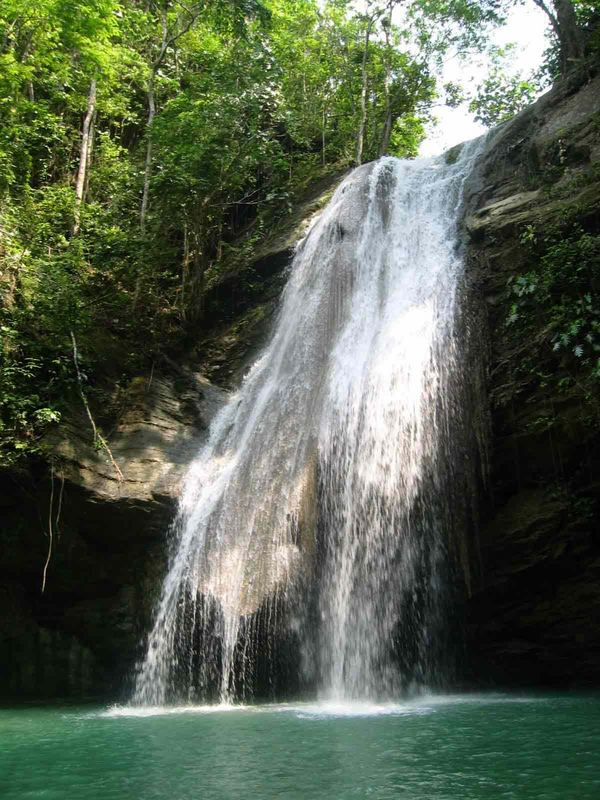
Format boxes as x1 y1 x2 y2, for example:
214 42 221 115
140 70 156 234
84 114 96 200
73 78 97 235
140 9 168 234
322 106 326 166
20 38 35 101
554 0 584 70
379 6 394 157
533 0 584 73
139 6 201 232
181 221 190 320
355 19 373 166
379 109 393 158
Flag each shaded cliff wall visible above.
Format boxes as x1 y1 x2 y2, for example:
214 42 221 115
464 65 600 685
0 371 225 698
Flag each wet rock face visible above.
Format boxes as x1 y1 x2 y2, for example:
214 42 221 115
463 66 600 686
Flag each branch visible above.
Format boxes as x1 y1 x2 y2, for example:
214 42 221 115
531 0 561 38
152 2 202 69
41 465 55 594
41 469 65 593
165 9 201 50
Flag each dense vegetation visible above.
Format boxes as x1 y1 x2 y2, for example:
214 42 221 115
0 0 596 465
504 216 600 427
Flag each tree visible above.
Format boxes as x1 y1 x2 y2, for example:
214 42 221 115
468 46 538 126
0 0 505 465
73 78 97 234
378 2 397 157
138 0 269 233
531 0 585 72
355 3 381 165
139 1 204 234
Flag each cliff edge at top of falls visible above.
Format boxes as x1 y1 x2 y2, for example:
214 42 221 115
462 64 600 687
0 171 344 700
465 66 600 238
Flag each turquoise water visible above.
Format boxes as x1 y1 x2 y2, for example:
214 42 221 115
1 694 599 799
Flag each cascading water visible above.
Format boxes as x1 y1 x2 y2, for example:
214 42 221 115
133 139 484 706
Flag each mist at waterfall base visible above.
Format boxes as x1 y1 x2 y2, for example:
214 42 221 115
134 142 486 706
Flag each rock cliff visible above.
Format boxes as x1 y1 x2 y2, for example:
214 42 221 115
0 369 224 697
464 64 600 685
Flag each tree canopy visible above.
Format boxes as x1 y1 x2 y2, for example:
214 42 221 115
0 0 597 464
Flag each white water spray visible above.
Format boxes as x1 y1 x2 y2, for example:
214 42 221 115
133 140 483 705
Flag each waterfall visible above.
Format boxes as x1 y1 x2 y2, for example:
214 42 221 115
133 140 484 706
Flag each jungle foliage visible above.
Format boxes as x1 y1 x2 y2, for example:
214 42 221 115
0 0 596 464
506 217 600 403
0 0 507 464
